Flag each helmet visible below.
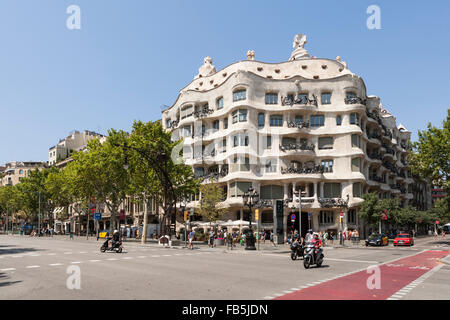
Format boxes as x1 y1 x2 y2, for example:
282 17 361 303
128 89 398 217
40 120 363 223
308 229 313 233
114 230 118 234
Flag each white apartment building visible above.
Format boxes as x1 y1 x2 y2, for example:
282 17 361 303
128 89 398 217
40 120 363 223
48 130 104 166
161 34 429 240
0 161 47 186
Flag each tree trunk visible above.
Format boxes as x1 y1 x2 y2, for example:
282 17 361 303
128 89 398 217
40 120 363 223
141 195 149 244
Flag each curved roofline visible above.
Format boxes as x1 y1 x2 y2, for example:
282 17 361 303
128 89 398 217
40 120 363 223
162 57 352 113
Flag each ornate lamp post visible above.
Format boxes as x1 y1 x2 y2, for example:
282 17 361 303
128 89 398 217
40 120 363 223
242 187 259 250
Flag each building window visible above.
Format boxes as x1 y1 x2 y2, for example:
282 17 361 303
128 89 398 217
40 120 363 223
258 113 265 127
222 139 227 153
19 169 23 174
295 115 303 124
321 159 333 172
318 137 334 150
265 93 278 105
324 183 341 198
350 112 361 126
182 126 191 137
182 146 191 159
166 119 172 128
230 181 253 197
213 120 219 132
319 211 334 225
310 115 325 127
217 97 224 110
265 159 277 173
194 167 205 178
232 134 249 147
321 93 331 105
270 115 283 127
345 92 357 103
264 135 272 149
232 109 247 123
351 158 361 172
351 134 361 148
224 118 228 129
353 183 362 197
241 157 250 171
180 105 193 119
260 185 284 200
336 115 342 126
347 209 357 224
233 89 246 102
282 137 296 146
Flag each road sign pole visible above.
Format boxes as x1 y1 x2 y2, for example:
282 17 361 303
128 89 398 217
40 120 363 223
299 191 302 238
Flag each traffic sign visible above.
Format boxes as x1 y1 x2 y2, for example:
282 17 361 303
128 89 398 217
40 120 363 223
94 213 102 221
308 212 311 220
290 213 296 222
340 211 344 217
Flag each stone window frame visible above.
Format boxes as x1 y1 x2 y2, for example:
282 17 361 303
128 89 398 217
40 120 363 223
265 92 278 105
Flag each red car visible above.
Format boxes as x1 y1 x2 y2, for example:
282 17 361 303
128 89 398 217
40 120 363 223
393 233 414 246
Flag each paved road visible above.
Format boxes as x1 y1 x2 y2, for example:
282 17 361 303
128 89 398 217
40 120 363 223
0 235 448 300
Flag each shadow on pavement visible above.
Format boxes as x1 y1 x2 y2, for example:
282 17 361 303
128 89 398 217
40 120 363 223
0 272 22 287
0 245 44 255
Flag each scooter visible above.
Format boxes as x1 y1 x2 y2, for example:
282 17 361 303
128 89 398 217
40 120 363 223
290 241 304 260
100 239 123 253
303 242 324 268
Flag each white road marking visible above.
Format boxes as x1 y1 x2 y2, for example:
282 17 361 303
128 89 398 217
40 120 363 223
163 255 171 257
64 252 72 255
26 265 40 268
70 262 82 264
49 263 63 266
89 260 100 262
47 253 56 256
137 256 146 259
12 255 24 258
290 288 300 291
326 258 379 264
30 254 41 257
263 296 274 300
1 268 16 271
107 258 117 261
121 257 132 260
283 290 293 294
79 251 87 254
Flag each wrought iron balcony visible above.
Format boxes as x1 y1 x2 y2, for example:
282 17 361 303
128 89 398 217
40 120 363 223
382 161 400 175
281 165 331 175
193 107 214 119
318 197 349 208
368 153 382 160
169 120 179 129
367 132 381 140
287 121 310 129
279 142 315 152
345 97 366 105
281 94 318 107
382 144 395 155
369 175 384 183
366 110 380 121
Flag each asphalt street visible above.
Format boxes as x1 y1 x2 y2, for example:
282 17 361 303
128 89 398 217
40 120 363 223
0 235 449 300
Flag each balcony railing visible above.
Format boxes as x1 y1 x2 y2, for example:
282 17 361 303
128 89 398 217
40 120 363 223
345 97 366 105
193 107 214 119
287 121 310 129
281 94 318 107
366 110 380 121
169 120 179 129
382 161 400 175
369 175 384 183
367 132 381 140
279 143 315 152
281 165 332 175
368 153 382 160
382 144 395 155
318 197 349 208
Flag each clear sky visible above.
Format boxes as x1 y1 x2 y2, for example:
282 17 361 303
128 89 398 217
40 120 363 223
0 0 448 164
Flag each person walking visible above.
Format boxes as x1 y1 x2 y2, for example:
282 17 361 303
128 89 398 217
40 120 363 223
188 229 195 250
323 231 328 247
269 230 276 246
209 229 215 248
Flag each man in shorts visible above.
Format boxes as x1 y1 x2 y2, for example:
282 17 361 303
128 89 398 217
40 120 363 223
188 229 195 250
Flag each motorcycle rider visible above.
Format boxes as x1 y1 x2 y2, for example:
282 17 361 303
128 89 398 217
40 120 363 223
305 229 314 242
111 230 120 249
312 233 323 262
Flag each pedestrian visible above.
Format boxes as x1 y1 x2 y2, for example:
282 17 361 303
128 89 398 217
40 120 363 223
261 229 266 244
323 231 328 247
224 230 228 246
443 230 446 238
209 229 215 248
188 229 195 250
227 232 233 250
232 231 237 247
269 230 275 246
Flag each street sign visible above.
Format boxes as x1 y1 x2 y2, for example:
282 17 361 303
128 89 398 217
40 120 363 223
290 213 296 222
308 212 311 220
94 213 102 221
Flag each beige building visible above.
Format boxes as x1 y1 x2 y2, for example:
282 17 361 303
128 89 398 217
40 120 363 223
0 161 47 186
48 130 104 166
161 34 429 240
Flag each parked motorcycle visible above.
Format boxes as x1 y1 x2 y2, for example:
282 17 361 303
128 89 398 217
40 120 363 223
100 239 123 253
302 241 324 268
290 241 304 260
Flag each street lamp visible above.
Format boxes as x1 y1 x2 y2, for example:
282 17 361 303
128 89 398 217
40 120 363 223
242 187 259 250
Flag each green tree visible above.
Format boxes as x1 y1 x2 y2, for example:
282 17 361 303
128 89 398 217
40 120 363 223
410 109 450 191
197 180 226 231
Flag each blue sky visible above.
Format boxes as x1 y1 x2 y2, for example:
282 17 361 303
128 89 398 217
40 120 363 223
0 0 448 164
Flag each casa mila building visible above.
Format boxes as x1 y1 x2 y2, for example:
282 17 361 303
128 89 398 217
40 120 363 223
161 34 429 241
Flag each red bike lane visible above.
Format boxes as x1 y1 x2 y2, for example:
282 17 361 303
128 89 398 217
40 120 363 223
275 250 449 300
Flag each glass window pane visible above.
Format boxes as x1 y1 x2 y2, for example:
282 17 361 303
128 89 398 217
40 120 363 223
321 93 331 104
258 113 265 127
318 137 333 149
217 97 224 109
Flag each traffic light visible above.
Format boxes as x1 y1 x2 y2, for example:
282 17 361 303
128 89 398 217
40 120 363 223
255 209 259 221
